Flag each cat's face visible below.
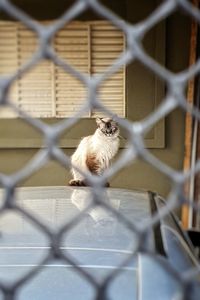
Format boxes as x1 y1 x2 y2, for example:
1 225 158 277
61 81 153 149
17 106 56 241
96 117 119 137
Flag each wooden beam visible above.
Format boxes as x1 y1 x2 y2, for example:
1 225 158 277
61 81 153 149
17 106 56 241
181 0 199 229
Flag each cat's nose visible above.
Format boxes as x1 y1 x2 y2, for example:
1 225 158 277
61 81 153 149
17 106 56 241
106 129 112 134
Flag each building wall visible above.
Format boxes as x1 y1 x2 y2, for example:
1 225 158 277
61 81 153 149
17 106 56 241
0 1 190 196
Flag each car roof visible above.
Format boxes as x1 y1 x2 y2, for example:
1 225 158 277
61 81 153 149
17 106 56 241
0 186 153 248
0 187 153 299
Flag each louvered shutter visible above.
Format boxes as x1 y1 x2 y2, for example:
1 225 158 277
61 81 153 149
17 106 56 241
0 21 125 118
0 22 18 117
90 21 125 117
18 24 53 117
54 23 89 117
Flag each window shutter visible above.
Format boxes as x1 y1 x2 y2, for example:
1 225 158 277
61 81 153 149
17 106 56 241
90 21 125 117
54 23 89 117
18 24 53 117
0 21 125 118
0 22 18 117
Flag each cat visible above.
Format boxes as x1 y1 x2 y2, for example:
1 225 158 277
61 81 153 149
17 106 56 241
69 117 120 187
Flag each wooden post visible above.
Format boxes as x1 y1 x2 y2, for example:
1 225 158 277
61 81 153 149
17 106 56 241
181 0 199 229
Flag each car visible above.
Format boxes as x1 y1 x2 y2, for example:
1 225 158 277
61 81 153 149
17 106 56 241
0 186 199 300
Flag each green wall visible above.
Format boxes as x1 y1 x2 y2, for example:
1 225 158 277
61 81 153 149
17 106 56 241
0 1 190 196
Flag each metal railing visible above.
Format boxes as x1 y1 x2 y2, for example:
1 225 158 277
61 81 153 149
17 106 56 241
0 0 200 299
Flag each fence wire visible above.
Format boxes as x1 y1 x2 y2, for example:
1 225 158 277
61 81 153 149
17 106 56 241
0 0 200 299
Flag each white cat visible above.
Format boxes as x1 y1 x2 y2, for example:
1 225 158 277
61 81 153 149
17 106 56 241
69 117 120 187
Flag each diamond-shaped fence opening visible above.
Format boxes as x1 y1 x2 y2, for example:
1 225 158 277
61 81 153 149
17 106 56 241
18 262 97 300
61 189 140 277
0 208 49 285
0 0 200 299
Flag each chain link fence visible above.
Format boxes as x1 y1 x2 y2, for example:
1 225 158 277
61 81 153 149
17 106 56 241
0 0 200 299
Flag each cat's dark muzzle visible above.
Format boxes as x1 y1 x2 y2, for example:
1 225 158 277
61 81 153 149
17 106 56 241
105 126 118 135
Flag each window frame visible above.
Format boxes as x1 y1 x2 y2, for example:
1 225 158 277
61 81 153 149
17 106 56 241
0 19 165 149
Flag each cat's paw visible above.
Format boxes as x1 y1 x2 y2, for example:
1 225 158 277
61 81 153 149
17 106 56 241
69 179 86 186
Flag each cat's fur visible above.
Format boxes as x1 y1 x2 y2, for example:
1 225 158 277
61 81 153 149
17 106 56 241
69 117 120 187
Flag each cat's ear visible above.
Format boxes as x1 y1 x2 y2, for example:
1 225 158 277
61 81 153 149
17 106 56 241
96 117 102 127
